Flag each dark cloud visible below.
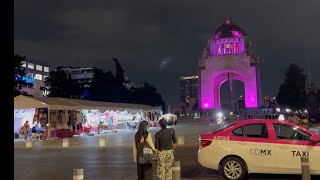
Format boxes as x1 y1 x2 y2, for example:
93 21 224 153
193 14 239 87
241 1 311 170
14 0 320 105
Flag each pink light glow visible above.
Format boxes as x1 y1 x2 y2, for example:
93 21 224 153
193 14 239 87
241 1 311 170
204 103 209 108
232 31 241 38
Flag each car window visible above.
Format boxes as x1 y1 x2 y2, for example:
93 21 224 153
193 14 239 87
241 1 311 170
212 122 235 134
232 123 269 138
273 124 311 141
232 127 243 136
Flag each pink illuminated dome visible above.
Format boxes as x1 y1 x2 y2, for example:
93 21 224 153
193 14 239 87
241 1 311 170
213 18 247 40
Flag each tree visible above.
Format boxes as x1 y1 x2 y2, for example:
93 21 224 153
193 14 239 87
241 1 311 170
14 54 33 97
88 58 166 111
276 64 306 109
129 82 166 111
112 58 126 84
89 68 123 101
44 67 81 98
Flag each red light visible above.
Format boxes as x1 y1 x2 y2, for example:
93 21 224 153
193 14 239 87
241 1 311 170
200 140 212 148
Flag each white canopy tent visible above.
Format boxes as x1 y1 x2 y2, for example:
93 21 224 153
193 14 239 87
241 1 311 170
14 95 162 112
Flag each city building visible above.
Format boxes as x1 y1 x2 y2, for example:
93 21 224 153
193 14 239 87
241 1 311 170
237 95 245 109
60 67 94 89
199 18 261 110
262 96 277 108
305 84 319 95
180 75 198 110
57 67 95 98
20 58 50 97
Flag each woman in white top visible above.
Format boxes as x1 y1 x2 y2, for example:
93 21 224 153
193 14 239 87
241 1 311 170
133 121 156 180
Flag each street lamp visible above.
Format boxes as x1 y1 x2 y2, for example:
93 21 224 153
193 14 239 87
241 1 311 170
276 108 281 113
217 112 223 119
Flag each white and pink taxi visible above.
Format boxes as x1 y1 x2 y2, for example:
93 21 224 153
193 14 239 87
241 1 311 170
198 119 320 180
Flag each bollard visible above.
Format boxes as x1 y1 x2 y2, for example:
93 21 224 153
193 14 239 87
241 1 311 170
177 136 184 145
62 138 69 147
301 156 311 180
73 168 84 180
172 161 181 180
99 137 107 147
26 140 32 148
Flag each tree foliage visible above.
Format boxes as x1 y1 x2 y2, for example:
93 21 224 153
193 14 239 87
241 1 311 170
44 67 81 98
14 54 33 97
89 59 166 110
276 64 306 109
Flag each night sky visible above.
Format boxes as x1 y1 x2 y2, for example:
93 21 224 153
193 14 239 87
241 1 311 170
14 0 320 106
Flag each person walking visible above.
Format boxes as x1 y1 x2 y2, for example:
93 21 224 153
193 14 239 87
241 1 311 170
301 115 309 129
132 121 156 180
155 119 177 180
22 121 30 140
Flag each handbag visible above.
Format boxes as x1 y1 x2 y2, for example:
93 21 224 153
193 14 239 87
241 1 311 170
137 137 157 164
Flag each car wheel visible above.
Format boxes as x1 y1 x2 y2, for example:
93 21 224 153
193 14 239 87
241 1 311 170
220 157 247 180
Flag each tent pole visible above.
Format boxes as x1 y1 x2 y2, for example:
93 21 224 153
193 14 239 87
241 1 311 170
48 108 51 139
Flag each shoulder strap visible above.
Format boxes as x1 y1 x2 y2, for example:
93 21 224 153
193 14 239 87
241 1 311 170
170 128 174 134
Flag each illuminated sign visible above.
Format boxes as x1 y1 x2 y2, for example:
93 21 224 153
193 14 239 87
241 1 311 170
15 75 35 84
181 75 198 80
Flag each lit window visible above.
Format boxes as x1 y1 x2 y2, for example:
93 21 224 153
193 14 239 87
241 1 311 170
230 42 234 54
26 73 33 78
226 43 230 54
234 42 239 53
21 61 26 67
28 63 34 69
35 74 42 80
36 65 43 71
44 66 49 72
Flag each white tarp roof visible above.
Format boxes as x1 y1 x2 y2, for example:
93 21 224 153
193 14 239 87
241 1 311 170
162 113 177 117
14 95 162 112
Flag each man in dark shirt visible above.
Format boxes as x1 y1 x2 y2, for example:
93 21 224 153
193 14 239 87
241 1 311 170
155 119 177 180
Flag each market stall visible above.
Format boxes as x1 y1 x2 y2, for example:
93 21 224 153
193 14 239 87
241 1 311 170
161 113 178 126
14 95 162 138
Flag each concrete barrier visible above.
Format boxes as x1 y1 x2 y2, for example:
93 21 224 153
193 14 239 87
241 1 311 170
301 156 311 180
62 138 69 147
172 161 181 180
73 168 84 180
26 140 32 148
177 136 184 145
99 137 107 147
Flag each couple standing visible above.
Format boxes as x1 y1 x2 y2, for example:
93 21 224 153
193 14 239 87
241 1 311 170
133 119 177 180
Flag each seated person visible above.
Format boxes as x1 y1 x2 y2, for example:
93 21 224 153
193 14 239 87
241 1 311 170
31 125 37 140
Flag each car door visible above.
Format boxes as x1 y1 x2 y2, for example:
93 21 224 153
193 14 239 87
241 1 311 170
230 123 277 173
272 123 320 174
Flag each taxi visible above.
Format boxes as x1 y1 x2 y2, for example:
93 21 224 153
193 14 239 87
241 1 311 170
198 119 320 180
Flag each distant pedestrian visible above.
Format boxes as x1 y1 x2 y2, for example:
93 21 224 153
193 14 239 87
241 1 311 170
174 119 177 126
301 115 309 129
22 121 30 140
133 121 156 180
155 119 177 180
291 113 301 125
